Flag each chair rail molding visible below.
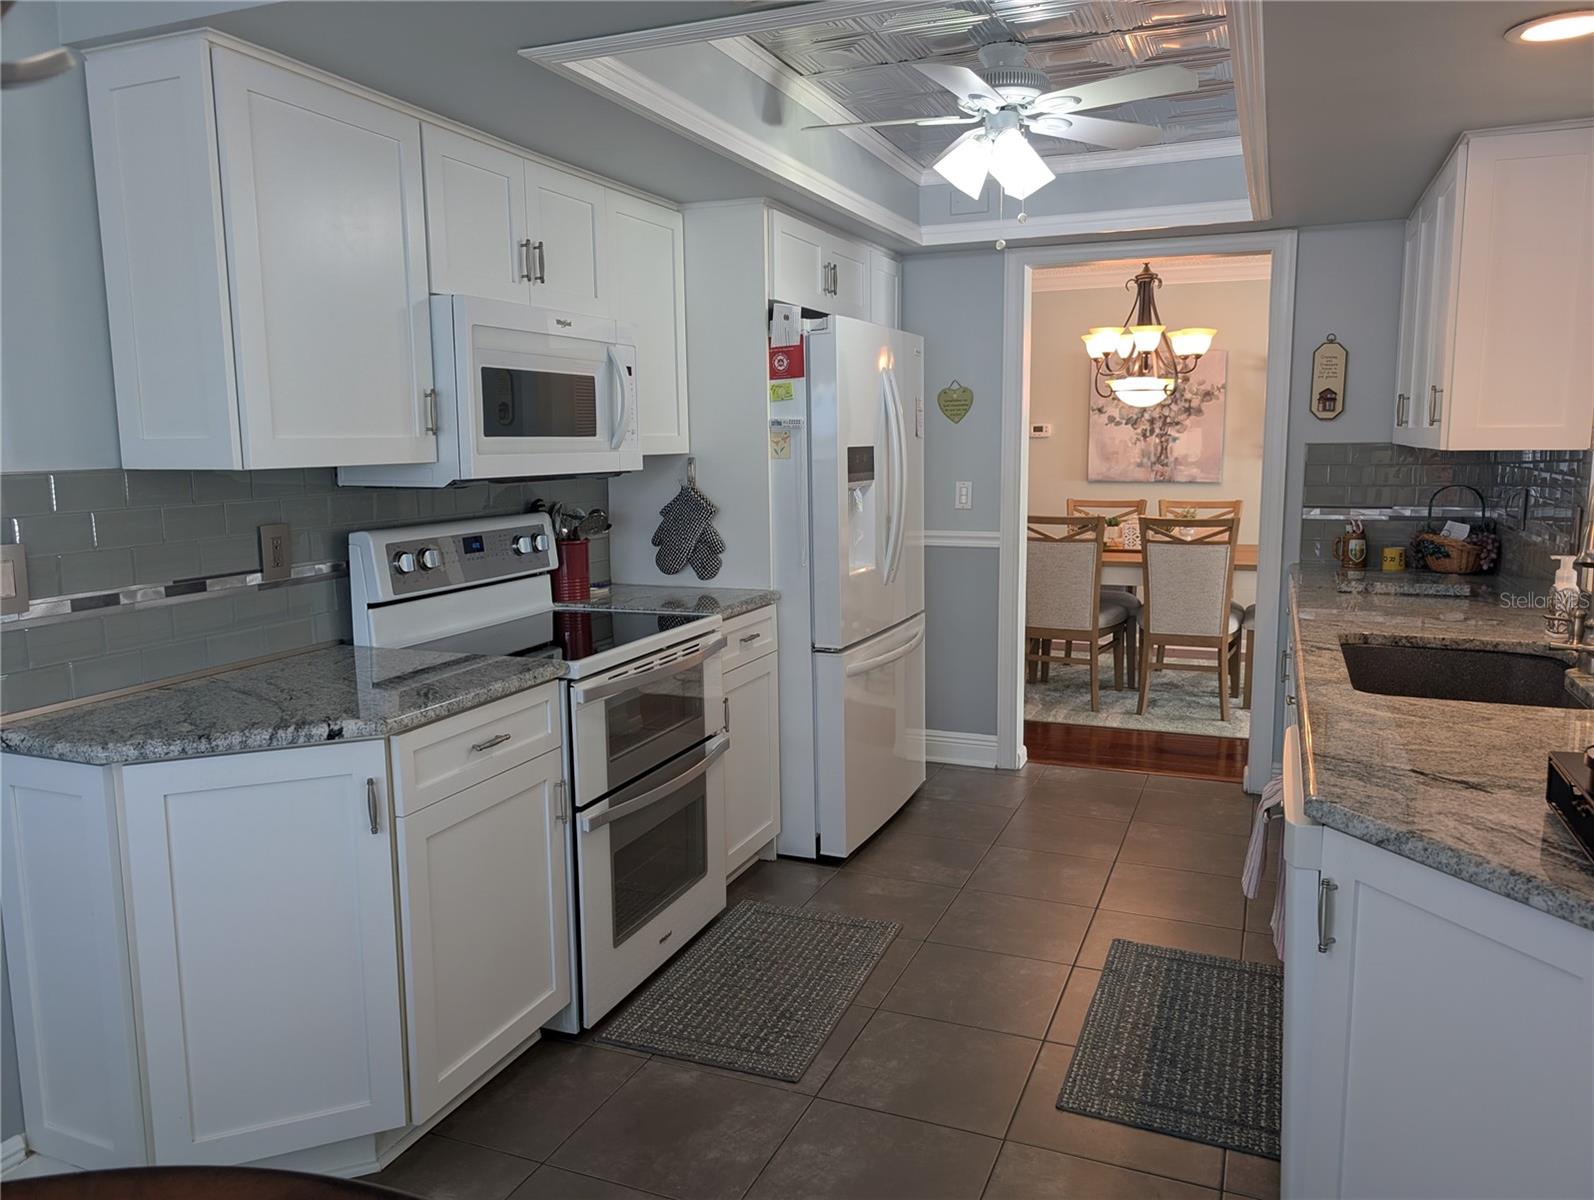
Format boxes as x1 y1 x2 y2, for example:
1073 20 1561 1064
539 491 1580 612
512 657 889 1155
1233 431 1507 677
922 529 1001 549
997 229 1297 787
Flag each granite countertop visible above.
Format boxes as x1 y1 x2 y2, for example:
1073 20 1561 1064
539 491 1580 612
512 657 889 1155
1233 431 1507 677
558 583 778 621
1291 565 1594 930
0 645 565 766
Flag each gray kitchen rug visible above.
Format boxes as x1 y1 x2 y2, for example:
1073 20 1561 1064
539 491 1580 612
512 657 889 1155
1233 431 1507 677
596 900 899 1082
1057 939 1283 1159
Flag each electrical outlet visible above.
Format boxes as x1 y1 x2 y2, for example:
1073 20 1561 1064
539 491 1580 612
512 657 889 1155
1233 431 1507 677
258 523 291 582
954 481 973 511
0 544 29 615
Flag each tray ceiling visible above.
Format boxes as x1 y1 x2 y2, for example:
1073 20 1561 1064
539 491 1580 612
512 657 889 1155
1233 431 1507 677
748 0 1238 165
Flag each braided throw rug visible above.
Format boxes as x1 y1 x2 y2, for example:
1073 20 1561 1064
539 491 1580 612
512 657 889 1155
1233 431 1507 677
597 900 899 1082
1057 938 1283 1158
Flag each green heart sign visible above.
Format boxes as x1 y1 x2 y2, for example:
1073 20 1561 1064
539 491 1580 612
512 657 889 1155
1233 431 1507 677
937 380 974 424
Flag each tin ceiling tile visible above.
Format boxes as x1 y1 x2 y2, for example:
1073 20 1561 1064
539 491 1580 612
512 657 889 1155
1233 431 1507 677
745 0 1236 169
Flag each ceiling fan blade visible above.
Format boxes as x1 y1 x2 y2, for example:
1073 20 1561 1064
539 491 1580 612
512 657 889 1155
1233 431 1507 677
913 62 1004 110
1027 114 1161 150
802 114 979 131
1030 64 1199 114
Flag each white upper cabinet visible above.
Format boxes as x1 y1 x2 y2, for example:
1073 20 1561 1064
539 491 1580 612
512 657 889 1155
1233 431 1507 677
768 209 872 320
1394 123 1593 450
211 48 436 470
86 36 438 470
120 742 406 1164
421 124 530 304
527 162 609 316
608 192 690 455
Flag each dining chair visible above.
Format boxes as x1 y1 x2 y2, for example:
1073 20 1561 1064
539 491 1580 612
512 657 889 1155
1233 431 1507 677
1135 517 1242 721
1157 498 1245 525
1064 499 1147 639
1025 516 1134 711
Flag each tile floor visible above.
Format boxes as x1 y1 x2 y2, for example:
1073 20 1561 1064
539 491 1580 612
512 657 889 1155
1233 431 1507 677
368 762 1281 1200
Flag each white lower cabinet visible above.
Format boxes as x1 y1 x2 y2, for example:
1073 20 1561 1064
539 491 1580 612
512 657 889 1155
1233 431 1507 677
121 742 407 1164
1286 825 1594 1200
723 649 781 878
396 749 571 1123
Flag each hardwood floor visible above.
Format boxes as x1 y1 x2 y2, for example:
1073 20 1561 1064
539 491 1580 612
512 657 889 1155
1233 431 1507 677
1023 721 1248 783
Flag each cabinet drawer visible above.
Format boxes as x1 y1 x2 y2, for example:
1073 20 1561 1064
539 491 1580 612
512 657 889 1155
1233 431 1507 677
391 684 559 816
720 606 777 674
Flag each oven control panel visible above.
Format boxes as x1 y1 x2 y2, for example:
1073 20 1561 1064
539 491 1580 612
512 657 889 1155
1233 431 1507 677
350 512 558 601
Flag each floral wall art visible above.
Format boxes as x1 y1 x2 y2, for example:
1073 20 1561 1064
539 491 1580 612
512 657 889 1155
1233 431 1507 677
1086 349 1228 483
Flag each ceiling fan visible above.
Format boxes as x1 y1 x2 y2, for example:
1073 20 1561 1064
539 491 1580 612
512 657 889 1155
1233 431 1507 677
805 43 1199 201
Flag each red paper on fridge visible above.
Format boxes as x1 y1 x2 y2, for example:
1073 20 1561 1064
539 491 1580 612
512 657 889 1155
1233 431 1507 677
768 342 804 380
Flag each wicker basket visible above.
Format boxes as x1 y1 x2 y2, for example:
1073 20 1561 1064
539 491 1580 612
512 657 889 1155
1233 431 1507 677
1417 532 1483 574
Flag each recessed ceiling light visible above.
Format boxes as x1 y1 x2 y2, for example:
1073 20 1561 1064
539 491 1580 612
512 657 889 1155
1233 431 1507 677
1505 9 1594 42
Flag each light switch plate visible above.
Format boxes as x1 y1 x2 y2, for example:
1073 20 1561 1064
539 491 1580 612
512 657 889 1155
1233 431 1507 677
0 544 29 615
258 523 291 582
954 481 973 511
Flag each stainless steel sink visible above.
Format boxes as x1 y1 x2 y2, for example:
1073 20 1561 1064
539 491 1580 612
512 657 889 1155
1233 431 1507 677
1340 642 1579 708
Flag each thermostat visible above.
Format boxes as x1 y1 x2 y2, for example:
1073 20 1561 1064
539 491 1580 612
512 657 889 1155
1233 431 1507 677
1029 423 1053 438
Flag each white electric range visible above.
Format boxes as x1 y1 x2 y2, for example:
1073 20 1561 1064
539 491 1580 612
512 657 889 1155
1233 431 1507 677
349 512 728 1029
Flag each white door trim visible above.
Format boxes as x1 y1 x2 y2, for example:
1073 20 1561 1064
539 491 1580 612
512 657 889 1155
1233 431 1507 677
997 230 1298 792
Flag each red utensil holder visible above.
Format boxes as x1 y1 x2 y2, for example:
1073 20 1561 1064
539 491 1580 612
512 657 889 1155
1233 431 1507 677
552 539 591 603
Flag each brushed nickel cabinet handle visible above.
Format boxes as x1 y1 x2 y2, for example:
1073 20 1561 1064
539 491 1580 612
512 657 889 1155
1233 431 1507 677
423 388 438 435
365 777 380 836
1396 393 1407 426
471 732 512 753
553 780 569 824
1317 877 1338 953
739 633 761 644
533 240 547 284
1428 385 1443 426
518 238 532 282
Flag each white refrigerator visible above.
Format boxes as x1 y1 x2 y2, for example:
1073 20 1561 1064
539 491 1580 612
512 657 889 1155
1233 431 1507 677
772 316 926 859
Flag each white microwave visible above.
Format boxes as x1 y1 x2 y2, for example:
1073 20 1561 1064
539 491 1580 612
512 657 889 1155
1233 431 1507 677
340 296 640 487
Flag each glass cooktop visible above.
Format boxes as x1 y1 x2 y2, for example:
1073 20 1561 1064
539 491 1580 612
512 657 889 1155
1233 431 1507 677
417 608 716 666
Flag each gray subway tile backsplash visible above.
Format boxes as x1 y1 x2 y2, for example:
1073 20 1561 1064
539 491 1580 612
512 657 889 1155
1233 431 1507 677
1301 442 1589 580
0 467 609 714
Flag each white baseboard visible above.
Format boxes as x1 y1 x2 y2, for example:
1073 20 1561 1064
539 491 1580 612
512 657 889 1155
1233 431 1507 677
1 1135 27 1175
925 729 1000 769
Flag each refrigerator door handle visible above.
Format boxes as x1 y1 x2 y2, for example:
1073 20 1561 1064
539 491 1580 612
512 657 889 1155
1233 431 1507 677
844 623 925 677
881 367 908 585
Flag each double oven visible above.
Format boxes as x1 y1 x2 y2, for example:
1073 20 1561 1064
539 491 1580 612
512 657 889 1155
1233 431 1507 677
561 615 727 1026
349 513 728 1032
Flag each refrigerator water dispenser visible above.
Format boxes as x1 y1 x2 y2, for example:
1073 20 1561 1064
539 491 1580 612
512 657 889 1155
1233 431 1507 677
847 446 877 574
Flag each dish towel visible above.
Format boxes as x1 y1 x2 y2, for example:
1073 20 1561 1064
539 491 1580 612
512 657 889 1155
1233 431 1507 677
652 478 724 580
1242 773 1287 961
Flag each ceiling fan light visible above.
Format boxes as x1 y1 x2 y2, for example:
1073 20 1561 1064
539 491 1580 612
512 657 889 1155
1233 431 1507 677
987 127 1054 199
1109 376 1173 408
1169 327 1216 356
1130 324 1164 353
932 132 993 199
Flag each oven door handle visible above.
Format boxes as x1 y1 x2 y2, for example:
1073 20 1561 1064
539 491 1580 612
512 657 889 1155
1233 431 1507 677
569 635 726 704
579 732 730 833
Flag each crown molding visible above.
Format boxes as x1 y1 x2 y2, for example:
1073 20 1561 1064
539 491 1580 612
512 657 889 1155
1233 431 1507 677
1032 253 1272 291
919 198 1254 247
557 55 922 246
1229 0 1271 222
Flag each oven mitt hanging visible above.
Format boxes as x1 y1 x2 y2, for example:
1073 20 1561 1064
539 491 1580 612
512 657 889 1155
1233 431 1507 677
652 483 718 576
688 525 724 581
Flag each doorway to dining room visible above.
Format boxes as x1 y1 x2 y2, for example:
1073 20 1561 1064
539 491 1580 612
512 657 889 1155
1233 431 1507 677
1019 252 1275 774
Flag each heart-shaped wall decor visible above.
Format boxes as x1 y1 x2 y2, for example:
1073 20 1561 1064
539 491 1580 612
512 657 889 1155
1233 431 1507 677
937 381 973 424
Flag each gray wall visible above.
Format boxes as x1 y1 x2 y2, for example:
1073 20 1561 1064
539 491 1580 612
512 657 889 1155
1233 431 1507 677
901 221 1414 751
0 0 120 471
901 250 1006 737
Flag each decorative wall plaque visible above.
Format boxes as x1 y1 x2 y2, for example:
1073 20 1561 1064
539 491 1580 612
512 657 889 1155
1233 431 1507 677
937 380 973 424
1310 335 1347 420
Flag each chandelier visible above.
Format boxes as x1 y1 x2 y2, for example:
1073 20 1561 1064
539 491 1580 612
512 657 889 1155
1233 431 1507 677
1081 263 1216 408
